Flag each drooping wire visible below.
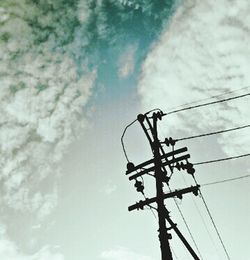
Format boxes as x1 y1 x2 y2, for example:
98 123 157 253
194 152 250 166
170 245 179 260
149 203 199 260
193 177 231 260
170 190 204 260
190 194 220 257
166 85 250 111
121 119 137 162
201 174 250 187
140 176 157 220
121 109 163 162
145 108 163 115
176 123 250 142
164 92 250 116
177 171 220 257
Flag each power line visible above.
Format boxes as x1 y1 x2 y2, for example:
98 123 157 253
193 177 231 260
164 92 250 116
194 153 250 166
167 185 203 259
190 195 220 257
176 124 250 142
166 85 250 111
178 172 219 256
201 174 250 187
121 119 137 162
121 109 164 162
173 197 203 259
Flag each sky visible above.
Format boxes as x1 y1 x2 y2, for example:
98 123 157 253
0 0 250 259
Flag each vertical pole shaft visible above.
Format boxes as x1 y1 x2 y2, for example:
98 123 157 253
151 115 173 260
164 209 200 260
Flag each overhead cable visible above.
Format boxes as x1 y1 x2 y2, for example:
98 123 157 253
167 85 250 111
201 174 250 187
193 177 231 260
194 153 250 166
121 119 137 162
164 92 250 116
176 124 250 142
172 194 203 259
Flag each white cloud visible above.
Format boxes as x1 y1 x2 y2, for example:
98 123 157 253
0 1 96 217
100 247 152 260
100 180 117 195
138 0 250 156
118 44 137 79
0 225 64 260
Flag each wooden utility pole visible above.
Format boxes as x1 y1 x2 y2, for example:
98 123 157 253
125 111 200 260
152 113 173 259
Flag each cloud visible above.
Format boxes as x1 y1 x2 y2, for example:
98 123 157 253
0 0 182 216
0 0 95 217
0 225 64 260
0 0 182 257
99 180 117 195
0 241 64 260
100 247 152 260
118 44 137 79
138 0 250 155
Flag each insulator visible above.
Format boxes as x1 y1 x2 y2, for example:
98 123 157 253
175 162 181 171
167 233 172 240
164 138 170 146
164 137 176 146
137 186 144 193
193 189 199 196
175 161 186 171
127 162 135 172
134 180 144 193
180 162 186 170
164 176 170 184
186 162 195 175
169 137 176 146
138 200 144 210
156 111 162 120
137 114 145 123
177 193 183 200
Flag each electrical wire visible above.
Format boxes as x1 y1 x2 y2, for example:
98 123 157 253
174 198 203 259
121 119 137 162
193 177 231 260
145 108 163 115
176 123 250 142
166 85 250 111
190 194 220 257
170 246 179 260
178 171 220 257
194 152 250 166
201 174 250 187
121 108 163 162
164 92 250 116
167 185 203 259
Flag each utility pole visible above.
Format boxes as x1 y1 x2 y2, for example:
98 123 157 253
125 111 200 260
152 113 173 259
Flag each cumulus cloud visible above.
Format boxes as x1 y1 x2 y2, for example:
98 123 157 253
0 0 95 217
99 180 117 195
0 240 64 260
138 0 250 155
0 225 64 260
0 0 180 217
118 44 137 79
0 0 180 258
100 247 152 260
